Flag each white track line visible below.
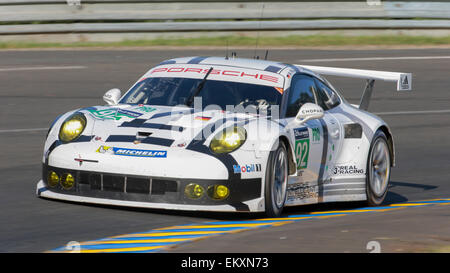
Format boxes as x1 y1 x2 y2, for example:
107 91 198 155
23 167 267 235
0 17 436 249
0 128 48 133
299 56 450 63
0 66 86 72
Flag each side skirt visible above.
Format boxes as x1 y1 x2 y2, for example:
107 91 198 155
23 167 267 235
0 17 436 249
285 177 367 206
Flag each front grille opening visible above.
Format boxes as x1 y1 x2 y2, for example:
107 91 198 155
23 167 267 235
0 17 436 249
126 177 150 194
89 173 102 190
45 165 181 196
103 175 125 192
79 172 90 185
151 179 178 195
165 180 178 192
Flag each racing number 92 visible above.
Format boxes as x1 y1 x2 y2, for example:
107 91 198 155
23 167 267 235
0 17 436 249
295 139 309 170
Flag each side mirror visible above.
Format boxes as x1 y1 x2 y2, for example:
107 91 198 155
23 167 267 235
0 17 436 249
295 103 324 124
103 88 121 106
325 92 339 108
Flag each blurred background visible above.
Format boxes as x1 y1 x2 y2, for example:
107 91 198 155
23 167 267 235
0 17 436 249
1 1 450 253
0 0 449 48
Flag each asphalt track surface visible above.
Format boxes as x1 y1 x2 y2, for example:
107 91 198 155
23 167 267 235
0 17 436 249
0 48 449 253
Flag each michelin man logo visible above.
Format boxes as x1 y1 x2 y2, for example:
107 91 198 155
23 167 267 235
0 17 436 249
97 146 114 155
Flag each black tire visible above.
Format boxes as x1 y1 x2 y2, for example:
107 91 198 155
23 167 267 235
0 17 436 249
264 142 289 217
366 130 391 206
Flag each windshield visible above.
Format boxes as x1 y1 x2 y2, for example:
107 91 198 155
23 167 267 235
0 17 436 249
120 77 283 112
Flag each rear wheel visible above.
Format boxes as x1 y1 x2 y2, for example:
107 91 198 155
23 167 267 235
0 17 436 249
366 130 391 206
264 142 288 217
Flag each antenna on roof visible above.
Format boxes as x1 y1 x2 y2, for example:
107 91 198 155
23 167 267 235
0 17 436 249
264 50 269 60
253 3 265 59
225 39 229 60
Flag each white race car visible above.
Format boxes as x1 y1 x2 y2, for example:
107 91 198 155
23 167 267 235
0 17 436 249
36 56 412 216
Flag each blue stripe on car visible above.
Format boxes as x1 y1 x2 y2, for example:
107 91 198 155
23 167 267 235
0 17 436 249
264 65 282 73
187 56 209 64
158 60 176 65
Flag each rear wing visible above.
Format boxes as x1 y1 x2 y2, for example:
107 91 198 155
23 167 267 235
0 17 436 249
294 64 412 110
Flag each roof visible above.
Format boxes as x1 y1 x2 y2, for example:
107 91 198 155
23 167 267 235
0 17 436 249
158 56 294 74
155 56 324 83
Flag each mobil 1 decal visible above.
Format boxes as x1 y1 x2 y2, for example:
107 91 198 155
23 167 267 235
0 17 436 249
294 128 309 170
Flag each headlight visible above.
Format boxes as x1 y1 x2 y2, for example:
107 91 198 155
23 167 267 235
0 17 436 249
60 173 75 190
184 183 205 199
59 113 86 142
209 126 246 154
47 171 60 188
207 185 230 200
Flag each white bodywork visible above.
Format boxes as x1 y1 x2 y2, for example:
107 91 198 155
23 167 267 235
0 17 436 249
36 56 411 212
299 65 412 91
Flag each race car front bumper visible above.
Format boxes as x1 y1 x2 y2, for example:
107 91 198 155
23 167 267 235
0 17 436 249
36 164 264 212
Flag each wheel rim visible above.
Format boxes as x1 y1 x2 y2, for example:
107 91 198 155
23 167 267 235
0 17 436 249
369 139 390 197
272 148 288 209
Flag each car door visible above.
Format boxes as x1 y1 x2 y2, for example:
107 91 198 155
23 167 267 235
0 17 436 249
283 74 325 205
313 78 344 187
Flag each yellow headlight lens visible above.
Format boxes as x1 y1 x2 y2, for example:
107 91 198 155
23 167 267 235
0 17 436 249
210 126 246 154
60 173 75 190
59 113 86 142
184 183 205 199
207 185 230 200
47 171 59 187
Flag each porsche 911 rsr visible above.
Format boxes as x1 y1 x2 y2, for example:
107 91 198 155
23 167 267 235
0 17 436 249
36 56 412 216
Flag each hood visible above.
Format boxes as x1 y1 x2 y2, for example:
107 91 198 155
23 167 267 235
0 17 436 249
78 104 256 148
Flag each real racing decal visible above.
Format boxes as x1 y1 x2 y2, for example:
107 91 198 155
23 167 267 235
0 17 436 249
294 128 309 170
96 146 167 158
332 165 364 175
88 108 143 121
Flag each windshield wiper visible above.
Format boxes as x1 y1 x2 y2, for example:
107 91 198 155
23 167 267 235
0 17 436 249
185 67 214 107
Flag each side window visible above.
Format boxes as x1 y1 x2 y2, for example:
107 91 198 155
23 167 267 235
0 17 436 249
286 74 317 117
314 79 341 110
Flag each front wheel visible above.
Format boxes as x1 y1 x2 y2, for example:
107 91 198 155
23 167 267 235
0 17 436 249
366 130 391 206
264 142 289 217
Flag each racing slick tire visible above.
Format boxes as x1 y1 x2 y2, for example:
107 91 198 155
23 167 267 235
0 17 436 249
264 141 289 217
366 130 391 206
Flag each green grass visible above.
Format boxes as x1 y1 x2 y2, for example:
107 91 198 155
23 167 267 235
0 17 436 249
0 35 449 49
428 245 450 253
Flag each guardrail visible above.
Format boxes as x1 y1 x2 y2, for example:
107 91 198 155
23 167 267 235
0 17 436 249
0 1 448 38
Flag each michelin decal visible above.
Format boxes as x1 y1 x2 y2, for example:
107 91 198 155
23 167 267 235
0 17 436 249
97 146 167 158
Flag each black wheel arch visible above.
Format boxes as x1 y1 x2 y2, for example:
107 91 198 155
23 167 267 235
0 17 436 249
278 136 296 175
376 125 395 167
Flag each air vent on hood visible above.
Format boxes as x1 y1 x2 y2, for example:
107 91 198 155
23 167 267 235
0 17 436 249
137 131 153 138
